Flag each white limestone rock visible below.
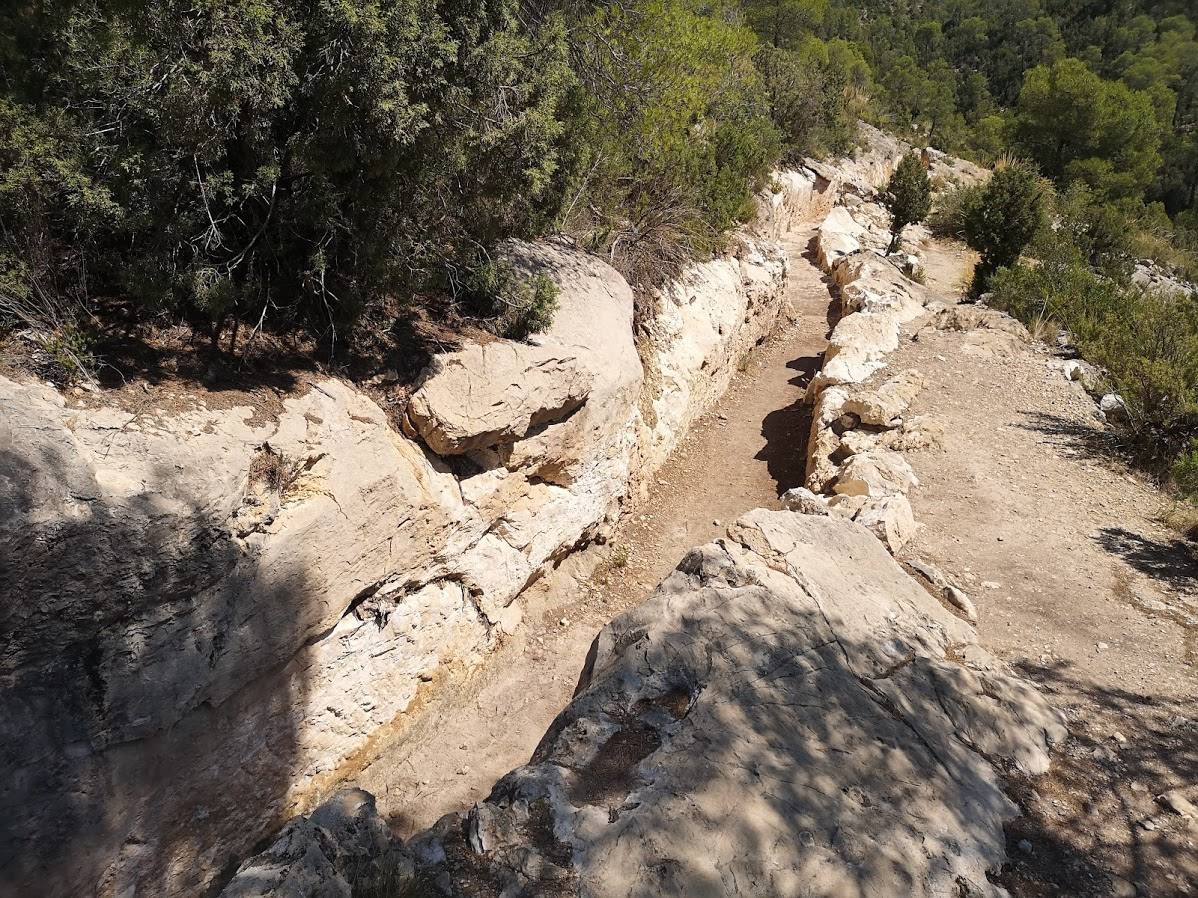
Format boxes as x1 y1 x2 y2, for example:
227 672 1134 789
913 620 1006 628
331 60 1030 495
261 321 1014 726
393 512 1065 898
854 494 917 553
833 450 920 498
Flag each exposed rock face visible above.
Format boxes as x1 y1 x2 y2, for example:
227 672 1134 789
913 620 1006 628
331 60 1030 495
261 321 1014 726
223 512 1064 898
403 345 590 456
0 164 854 894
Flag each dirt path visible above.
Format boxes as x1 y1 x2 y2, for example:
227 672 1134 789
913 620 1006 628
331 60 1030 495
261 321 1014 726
356 226 837 832
359 229 1197 898
893 237 1198 898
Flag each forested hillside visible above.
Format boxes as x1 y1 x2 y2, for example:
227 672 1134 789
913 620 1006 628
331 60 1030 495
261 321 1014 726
2 1 1194 346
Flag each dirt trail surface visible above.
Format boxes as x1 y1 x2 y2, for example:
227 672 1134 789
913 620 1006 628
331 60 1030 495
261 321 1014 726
355 225 835 832
892 237 1198 898
358 228 1198 898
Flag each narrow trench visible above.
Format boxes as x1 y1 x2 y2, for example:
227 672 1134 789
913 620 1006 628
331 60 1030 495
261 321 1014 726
354 223 842 835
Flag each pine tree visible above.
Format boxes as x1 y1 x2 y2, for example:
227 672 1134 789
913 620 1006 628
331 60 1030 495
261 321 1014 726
882 153 932 254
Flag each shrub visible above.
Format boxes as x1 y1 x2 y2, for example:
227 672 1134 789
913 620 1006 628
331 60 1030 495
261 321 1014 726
562 0 781 288
882 153 932 254
755 38 867 159
1 0 574 349
462 260 561 341
1082 288 1198 464
1051 185 1137 282
962 161 1049 292
1174 440 1198 501
988 236 1126 336
927 182 986 239
991 239 1198 471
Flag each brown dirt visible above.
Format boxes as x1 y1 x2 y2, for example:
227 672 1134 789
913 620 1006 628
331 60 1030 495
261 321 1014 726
354 225 837 833
892 239 1198 898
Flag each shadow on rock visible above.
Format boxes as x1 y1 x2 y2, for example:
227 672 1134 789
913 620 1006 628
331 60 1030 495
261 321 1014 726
223 512 1068 898
0 438 312 897
999 659 1198 898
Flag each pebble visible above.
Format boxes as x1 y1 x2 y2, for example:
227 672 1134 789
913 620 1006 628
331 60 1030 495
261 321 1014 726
1112 731 1128 745
1097 642 1109 651
559 617 569 627
1017 839 1034 854
1159 789 1198 819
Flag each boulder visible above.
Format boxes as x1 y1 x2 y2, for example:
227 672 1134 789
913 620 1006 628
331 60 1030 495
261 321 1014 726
881 415 944 452
370 512 1064 898
827 493 871 519
854 494 917 553
808 311 900 392
781 486 830 515
404 345 591 456
221 790 405 898
907 559 979 624
832 450 920 498
841 371 923 427
837 428 880 457
816 207 866 270
805 385 851 492
1099 393 1129 424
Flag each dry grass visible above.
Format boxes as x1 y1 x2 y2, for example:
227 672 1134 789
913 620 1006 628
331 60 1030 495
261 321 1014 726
1158 501 1198 542
250 445 308 501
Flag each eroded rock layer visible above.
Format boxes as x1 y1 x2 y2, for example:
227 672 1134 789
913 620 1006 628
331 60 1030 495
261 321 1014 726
223 513 1064 898
0 131 908 898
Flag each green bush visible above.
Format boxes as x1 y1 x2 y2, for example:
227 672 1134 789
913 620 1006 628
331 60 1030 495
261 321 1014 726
927 181 986 239
1173 441 1198 500
755 37 867 159
991 236 1198 471
463 260 561 341
882 153 932 253
962 161 1049 292
562 0 781 288
1 0 574 347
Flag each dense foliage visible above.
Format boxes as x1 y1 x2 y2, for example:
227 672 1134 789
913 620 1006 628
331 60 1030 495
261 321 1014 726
2 0 1196 396
881 152 931 253
0 0 576 350
961 162 1049 289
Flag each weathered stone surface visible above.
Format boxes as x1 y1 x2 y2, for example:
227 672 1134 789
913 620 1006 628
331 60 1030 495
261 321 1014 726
404 345 590 456
816 206 864 270
224 512 1063 898
1 161 852 897
908 559 979 625
637 238 789 472
809 310 900 392
881 414 945 452
780 486 830 515
221 790 405 898
854 494 917 553
841 370 923 427
833 450 920 498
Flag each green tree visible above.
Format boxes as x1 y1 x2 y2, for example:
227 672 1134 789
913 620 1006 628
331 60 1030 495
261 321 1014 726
1016 57 1163 200
963 161 1048 290
1 0 575 350
882 153 932 254
563 0 781 286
